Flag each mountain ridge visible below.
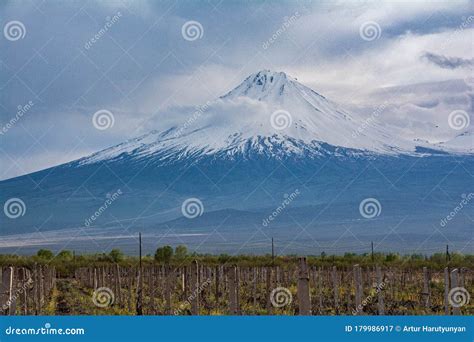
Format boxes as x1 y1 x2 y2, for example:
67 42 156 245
67 70 470 169
0 70 472 255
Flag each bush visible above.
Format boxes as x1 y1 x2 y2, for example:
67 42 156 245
109 249 124 263
174 245 188 260
37 249 54 260
57 250 73 261
155 246 173 263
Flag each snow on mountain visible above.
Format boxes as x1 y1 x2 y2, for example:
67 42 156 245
78 70 447 167
434 131 474 153
1 70 472 254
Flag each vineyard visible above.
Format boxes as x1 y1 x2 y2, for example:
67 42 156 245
1 257 472 316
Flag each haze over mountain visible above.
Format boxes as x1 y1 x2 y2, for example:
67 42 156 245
1 71 472 255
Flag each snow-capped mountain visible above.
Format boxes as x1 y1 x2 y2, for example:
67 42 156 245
78 70 463 167
1 70 472 255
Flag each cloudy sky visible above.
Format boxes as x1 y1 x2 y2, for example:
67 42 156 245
0 0 472 180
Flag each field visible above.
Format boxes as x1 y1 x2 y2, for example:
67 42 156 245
1 251 472 316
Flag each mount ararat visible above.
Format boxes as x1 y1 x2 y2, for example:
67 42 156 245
1 70 472 255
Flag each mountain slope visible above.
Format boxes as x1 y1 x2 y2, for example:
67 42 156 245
0 70 472 255
77 70 434 168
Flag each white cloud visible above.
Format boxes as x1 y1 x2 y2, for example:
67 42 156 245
291 27 473 101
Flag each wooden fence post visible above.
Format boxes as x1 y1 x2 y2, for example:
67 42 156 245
444 267 450 315
1 267 14 315
183 267 188 301
422 267 430 309
9 268 17 316
93 268 98 290
450 269 461 315
165 266 174 315
190 261 199 315
265 267 273 314
128 268 134 313
20 268 29 315
252 268 257 312
331 266 339 314
317 267 323 314
38 266 44 315
114 264 122 306
376 265 384 315
354 265 362 315
297 257 311 315
215 265 220 308
228 266 240 315
136 267 143 315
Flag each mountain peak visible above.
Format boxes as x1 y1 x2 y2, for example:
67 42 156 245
253 69 289 82
221 70 296 101
72 70 471 168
